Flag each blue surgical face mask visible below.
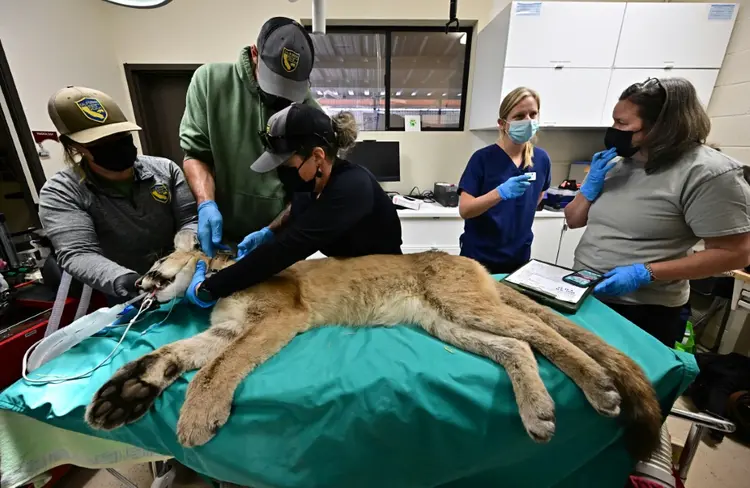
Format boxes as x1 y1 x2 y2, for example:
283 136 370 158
506 119 539 144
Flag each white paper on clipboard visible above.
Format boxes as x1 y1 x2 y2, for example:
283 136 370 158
505 260 587 304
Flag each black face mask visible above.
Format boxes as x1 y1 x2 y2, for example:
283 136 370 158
604 127 639 158
87 134 138 172
277 159 320 194
259 89 293 113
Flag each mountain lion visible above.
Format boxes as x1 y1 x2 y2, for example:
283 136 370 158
86 231 661 460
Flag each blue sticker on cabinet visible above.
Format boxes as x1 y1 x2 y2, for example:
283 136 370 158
516 2 542 16
708 4 735 20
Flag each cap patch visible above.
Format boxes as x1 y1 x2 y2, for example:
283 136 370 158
281 47 300 72
75 97 108 123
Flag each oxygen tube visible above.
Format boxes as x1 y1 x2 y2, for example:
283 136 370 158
22 293 152 384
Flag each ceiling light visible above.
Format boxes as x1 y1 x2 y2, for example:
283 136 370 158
380 91 385 96
411 91 417 96
316 90 323 96
396 91 402 96
442 92 448 97
364 90 370 96
427 92 432 96
348 90 354 96
457 93 462 97
103 0 172 7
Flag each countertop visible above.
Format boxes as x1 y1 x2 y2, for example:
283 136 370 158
397 201 566 219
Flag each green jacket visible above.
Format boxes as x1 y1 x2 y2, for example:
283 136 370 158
179 48 319 242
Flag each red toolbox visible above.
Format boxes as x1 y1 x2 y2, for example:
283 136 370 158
0 282 106 391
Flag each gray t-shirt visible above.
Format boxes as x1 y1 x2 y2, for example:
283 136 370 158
574 145 750 307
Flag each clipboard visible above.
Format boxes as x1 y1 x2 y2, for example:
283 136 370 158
502 260 597 314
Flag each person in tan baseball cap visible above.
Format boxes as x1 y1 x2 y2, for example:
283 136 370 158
48 86 142 175
38 86 198 302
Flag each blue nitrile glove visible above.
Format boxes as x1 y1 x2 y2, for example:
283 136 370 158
579 147 618 202
237 227 274 260
594 264 652 296
185 261 216 308
197 200 230 258
496 174 533 200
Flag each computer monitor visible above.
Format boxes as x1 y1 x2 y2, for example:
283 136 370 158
344 140 400 182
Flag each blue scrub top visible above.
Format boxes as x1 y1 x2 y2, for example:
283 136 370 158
458 144 551 266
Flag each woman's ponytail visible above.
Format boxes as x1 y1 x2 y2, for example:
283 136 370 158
331 111 358 150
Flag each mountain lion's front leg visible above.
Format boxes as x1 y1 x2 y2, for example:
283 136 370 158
176 312 307 447
86 326 235 430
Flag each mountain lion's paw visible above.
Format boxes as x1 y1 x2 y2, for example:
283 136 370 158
519 390 556 443
176 392 231 447
584 375 621 418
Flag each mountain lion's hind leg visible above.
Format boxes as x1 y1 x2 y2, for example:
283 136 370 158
86 327 235 430
446 327 556 442
176 312 306 447
459 302 622 418
493 281 662 461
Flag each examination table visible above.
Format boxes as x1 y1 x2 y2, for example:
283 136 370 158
0 282 697 488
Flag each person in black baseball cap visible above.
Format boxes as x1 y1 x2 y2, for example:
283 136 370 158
180 17 321 261
184 104 403 307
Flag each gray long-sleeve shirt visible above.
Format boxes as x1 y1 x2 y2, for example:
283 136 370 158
38 156 198 296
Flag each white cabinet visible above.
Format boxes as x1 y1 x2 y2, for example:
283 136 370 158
503 68 611 127
400 216 463 255
469 2 738 131
556 225 586 269
601 69 719 124
397 203 571 266
530 216 564 263
615 3 738 69
469 1 621 129
506 2 625 68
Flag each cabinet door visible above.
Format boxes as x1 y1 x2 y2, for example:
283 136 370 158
615 3 738 69
556 225 586 269
402 246 461 255
530 217 564 264
601 69 719 124
506 2 625 68
503 68 611 127
400 218 464 250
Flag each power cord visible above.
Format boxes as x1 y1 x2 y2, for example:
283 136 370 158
408 186 435 203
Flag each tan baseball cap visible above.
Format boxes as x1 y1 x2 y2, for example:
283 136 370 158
48 86 141 144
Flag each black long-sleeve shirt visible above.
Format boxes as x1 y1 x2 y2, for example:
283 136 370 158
202 159 403 298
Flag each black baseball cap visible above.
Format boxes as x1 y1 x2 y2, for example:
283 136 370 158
257 17 315 103
251 104 335 173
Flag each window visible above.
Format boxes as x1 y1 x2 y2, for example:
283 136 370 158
309 26 472 131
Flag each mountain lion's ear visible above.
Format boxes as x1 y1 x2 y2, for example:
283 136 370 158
174 230 198 252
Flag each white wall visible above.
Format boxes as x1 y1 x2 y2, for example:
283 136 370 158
0 0 132 178
1 0 747 191
704 0 750 163
98 0 609 192
100 0 495 193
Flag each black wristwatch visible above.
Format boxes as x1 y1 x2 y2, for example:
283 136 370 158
196 283 216 303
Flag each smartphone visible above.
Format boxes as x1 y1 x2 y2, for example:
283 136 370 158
527 172 537 181
563 269 603 288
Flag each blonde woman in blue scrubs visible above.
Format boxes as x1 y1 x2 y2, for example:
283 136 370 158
458 87 551 274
